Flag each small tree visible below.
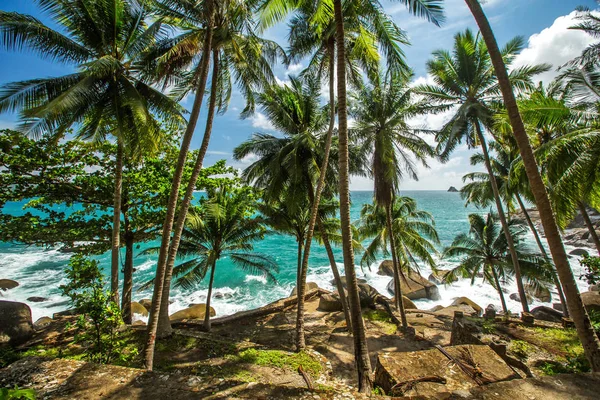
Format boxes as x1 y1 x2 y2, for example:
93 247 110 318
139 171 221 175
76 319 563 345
60 255 136 365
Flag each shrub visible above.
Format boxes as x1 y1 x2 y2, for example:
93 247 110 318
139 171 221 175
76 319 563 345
580 255 600 285
0 386 36 400
60 255 137 365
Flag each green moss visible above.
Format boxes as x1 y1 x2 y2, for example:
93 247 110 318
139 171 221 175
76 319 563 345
372 386 385 396
235 348 323 377
509 340 535 360
364 310 397 334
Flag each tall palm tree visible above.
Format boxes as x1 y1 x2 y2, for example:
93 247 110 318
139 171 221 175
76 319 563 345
415 29 549 313
461 141 569 314
0 0 182 305
464 0 600 371
350 71 436 328
143 0 284 342
164 187 278 331
444 213 550 314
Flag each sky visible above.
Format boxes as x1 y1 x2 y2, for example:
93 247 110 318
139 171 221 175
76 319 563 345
1 0 598 190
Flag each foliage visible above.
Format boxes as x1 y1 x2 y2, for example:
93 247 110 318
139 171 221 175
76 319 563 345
510 340 535 360
235 348 322 378
59 254 137 364
588 309 600 335
579 255 600 285
0 387 36 400
538 349 591 375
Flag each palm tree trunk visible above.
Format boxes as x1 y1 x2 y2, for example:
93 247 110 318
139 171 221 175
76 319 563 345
475 122 529 313
318 220 352 331
144 0 215 371
156 49 221 339
492 267 508 314
296 239 303 292
386 202 408 330
465 0 600 371
295 38 338 352
111 140 124 305
333 0 372 392
121 218 134 325
516 194 569 317
579 202 600 254
203 259 216 332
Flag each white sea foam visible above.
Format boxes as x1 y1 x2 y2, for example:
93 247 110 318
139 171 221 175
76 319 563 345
244 275 267 284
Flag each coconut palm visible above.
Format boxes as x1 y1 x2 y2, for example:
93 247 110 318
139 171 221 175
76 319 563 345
143 0 284 344
415 28 550 313
461 141 569 314
350 71 436 328
443 213 550 314
565 2 600 68
463 0 600 370
166 186 277 331
0 0 183 308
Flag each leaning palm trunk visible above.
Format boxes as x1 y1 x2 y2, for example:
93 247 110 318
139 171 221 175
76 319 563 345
111 140 124 305
144 0 215 371
386 202 408 330
579 202 600 255
333 0 372 391
516 194 568 316
203 260 217 332
318 220 352 330
156 49 221 338
475 122 529 313
296 42 337 351
465 0 600 371
492 267 508 314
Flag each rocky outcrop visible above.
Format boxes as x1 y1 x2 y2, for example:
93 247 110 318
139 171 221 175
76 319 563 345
451 297 483 316
378 261 394 277
448 186 459 193
428 270 457 285
27 296 48 303
0 279 19 291
581 291 600 313
169 304 216 321
374 345 519 397
531 306 563 323
318 293 343 312
131 301 148 317
33 316 53 330
290 282 319 297
525 284 551 303
0 300 33 345
386 271 440 300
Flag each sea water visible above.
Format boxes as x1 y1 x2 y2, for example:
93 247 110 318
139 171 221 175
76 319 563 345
0 191 594 321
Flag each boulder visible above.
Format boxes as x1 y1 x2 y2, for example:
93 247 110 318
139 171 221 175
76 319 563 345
428 270 457 285
552 302 564 312
378 261 395 277
399 296 417 310
138 298 152 311
386 272 440 300
589 284 600 292
484 305 497 319
531 306 563 323
451 297 483 316
581 291 600 313
0 279 19 291
213 291 233 300
525 284 551 303
333 277 379 308
131 301 148 317
27 296 48 303
509 292 533 305
331 276 368 287
33 316 53 330
435 304 478 318
169 304 216 321
290 282 319 297
318 293 343 312
429 305 444 312
569 248 589 257
0 301 33 345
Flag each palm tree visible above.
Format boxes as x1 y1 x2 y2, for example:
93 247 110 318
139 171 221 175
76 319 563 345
464 0 600 371
0 0 182 306
350 71 436 328
143 0 284 343
461 141 569 314
164 186 278 331
565 2 600 68
415 28 549 313
443 213 550 314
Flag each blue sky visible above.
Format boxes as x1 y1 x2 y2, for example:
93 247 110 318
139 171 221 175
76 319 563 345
0 0 597 190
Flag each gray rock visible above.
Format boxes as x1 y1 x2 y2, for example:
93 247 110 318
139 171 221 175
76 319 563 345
27 296 48 303
377 260 395 277
509 292 533 305
33 316 53 330
386 272 440 300
290 282 319 297
0 300 33 345
318 293 343 312
0 279 19 291
531 306 563 323
552 302 564 312
569 248 589 256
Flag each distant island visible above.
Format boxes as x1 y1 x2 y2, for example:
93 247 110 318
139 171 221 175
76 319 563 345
448 186 459 192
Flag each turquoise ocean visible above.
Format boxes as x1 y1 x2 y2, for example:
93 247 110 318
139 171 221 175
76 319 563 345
0 191 593 322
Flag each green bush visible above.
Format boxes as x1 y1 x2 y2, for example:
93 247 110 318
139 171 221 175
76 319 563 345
580 255 600 285
0 386 36 400
60 255 137 365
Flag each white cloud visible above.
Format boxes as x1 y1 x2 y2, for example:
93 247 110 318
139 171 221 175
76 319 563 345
248 112 276 131
513 11 598 84
206 150 230 156
286 63 303 74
